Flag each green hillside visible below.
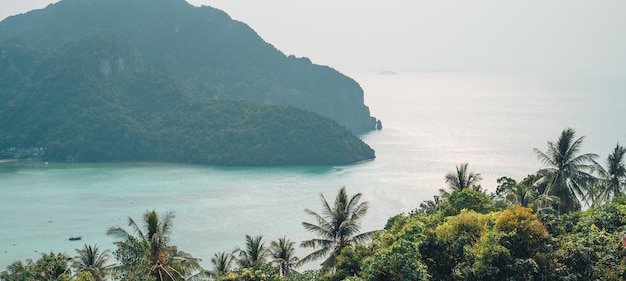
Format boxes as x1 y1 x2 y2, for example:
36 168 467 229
0 29 375 165
0 0 377 132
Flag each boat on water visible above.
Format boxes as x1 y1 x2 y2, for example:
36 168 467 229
69 236 82 241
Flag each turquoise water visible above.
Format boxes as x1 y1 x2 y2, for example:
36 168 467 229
1 72 624 269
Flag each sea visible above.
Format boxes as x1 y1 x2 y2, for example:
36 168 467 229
1 72 625 270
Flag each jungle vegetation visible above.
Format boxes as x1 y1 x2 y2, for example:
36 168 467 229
0 0 382 166
0 0 378 136
0 37 375 166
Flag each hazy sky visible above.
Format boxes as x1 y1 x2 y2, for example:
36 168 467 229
1 0 625 76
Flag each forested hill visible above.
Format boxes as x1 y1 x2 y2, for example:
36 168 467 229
0 30 375 165
0 0 377 132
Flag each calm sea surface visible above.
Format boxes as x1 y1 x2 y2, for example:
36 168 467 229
1 72 624 269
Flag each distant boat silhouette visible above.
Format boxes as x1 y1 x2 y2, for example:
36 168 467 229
69 236 82 241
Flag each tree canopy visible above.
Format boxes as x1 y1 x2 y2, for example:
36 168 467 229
0 41 375 165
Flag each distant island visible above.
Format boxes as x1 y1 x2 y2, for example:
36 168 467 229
379 70 397 75
0 0 377 166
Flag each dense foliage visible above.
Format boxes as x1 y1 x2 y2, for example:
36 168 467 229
10 201 626 281
0 0 377 132
0 30 375 165
5 195 626 281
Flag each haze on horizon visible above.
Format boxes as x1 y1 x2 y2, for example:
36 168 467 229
1 0 625 80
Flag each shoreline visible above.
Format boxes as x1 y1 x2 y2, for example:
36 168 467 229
0 159 17 164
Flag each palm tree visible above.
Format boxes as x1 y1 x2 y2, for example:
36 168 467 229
235 235 268 268
445 163 482 191
1 261 35 280
1 254 73 281
508 184 537 208
107 210 203 281
270 236 299 276
210 252 234 278
497 176 537 208
418 195 442 215
300 187 373 269
33 252 71 281
72 244 111 281
533 128 600 214
417 188 449 215
596 144 626 203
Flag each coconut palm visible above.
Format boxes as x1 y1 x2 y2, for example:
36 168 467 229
509 184 536 207
72 244 111 281
33 252 71 281
300 187 373 269
235 235 268 268
0 260 35 280
210 252 234 278
417 188 449 215
445 163 482 191
270 236 299 276
418 195 443 215
500 177 537 208
595 144 626 203
533 128 600 214
107 210 202 281
1 254 71 281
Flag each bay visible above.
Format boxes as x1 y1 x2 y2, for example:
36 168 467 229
1 72 624 270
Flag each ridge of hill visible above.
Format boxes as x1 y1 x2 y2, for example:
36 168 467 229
0 0 378 132
0 25 376 165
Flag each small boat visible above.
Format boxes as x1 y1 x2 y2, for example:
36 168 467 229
69 236 82 241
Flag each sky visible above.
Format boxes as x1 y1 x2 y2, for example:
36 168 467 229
1 0 625 77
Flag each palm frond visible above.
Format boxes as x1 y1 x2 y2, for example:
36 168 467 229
300 187 372 269
534 148 557 167
106 226 131 240
297 247 331 267
302 212 334 238
300 238 334 249
445 163 482 191
350 230 376 244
